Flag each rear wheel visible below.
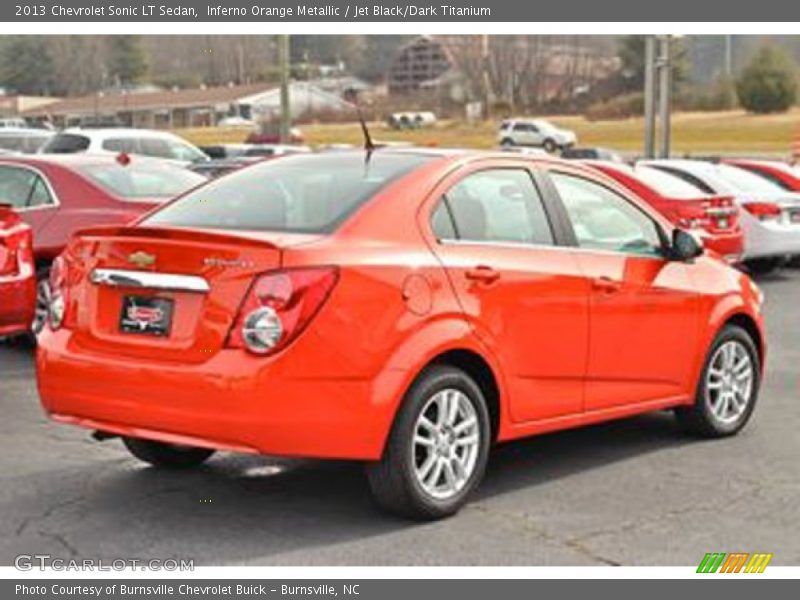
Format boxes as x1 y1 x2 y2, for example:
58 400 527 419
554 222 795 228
675 325 760 437
366 365 490 520
122 437 215 469
500 137 515 148
744 257 785 276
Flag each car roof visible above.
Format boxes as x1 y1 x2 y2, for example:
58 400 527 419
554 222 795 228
0 153 186 169
59 128 184 140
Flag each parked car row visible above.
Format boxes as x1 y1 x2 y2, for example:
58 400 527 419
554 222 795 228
559 157 800 274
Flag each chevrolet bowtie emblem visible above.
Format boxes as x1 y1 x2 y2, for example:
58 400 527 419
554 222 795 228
127 251 156 268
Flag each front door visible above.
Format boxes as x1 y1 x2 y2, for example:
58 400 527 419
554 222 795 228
546 170 700 411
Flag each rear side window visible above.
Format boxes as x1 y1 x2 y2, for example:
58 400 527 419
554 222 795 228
40 134 90 153
145 153 433 233
434 169 554 245
102 138 139 154
0 165 54 209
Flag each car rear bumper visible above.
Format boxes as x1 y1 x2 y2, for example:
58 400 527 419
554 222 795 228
0 275 35 337
741 213 800 259
36 329 405 460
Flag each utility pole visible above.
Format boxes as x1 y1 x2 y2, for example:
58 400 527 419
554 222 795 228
482 34 491 120
724 35 733 77
643 36 657 158
658 36 672 159
278 34 291 143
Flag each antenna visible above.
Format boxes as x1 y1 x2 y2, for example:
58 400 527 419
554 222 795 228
356 105 375 153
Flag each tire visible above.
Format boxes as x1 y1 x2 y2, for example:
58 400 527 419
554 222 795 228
744 257 785 276
31 267 51 338
543 138 558 154
500 137 515 148
675 324 760 438
366 365 491 520
122 437 215 469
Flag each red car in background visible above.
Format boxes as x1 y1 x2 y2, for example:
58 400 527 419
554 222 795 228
723 159 800 192
0 154 206 333
584 160 744 262
0 205 35 337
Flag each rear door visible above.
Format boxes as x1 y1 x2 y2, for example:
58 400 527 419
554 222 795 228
543 168 700 410
427 164 590 423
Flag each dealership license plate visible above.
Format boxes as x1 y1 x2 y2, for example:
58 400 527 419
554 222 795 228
717 218 729 229
119 296 174 337
790 211 800 224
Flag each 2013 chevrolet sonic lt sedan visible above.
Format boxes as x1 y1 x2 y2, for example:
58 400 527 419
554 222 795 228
36 149 766 519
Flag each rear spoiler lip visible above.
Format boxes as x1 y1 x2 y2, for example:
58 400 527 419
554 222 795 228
69 224 283 252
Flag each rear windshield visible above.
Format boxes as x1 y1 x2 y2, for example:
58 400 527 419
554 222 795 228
715 163 785 195
40 134 90 153
635 165 708 199
145 152 433 233
76 163 207 200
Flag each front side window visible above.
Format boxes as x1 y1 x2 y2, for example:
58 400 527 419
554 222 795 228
551 172 663 257
434 169 554 245
102 138 138 154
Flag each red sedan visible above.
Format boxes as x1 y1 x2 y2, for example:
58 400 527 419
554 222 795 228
723 159 800 191
584 160 744 262
0 154 206 333
37 150 765 519
0 205 35 337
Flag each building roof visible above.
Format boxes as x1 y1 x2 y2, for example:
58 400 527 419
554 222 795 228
21 83 276 118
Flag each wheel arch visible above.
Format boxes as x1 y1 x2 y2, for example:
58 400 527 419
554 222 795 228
427 348 501 443
723 312 765 367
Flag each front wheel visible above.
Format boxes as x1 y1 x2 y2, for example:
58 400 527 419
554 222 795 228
31 268 51 337
366 365 491 520
542 138 558 154
123 437 215 469
675 324 760 437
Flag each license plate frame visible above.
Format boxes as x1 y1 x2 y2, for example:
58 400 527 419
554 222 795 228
119 295 174 337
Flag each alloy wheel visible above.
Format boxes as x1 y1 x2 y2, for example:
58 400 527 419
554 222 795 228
705 340 754 425
411 388 480 500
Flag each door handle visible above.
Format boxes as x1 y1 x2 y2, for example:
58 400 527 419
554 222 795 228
592 276 622 293
465 265 500 283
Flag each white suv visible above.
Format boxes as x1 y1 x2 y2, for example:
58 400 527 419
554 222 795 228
40 128 209 164
497 119 577 153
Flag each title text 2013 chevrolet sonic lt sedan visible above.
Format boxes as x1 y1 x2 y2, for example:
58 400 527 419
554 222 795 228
36 150 766 519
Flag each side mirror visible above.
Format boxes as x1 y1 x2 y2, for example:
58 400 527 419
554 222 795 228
670 228 704 261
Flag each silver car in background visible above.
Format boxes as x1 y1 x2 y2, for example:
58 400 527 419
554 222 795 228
640 159 800 272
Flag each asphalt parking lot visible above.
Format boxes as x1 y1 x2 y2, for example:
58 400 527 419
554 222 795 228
1 268 799 567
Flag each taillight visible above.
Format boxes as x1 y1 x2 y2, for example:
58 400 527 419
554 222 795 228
227 267 339 355
0 209 31 278
743 202 782 222
48 256 67 330
675 207 709 230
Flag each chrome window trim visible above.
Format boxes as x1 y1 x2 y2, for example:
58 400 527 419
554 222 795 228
90 268 210 293
0 161 61 211
437 237 669 262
